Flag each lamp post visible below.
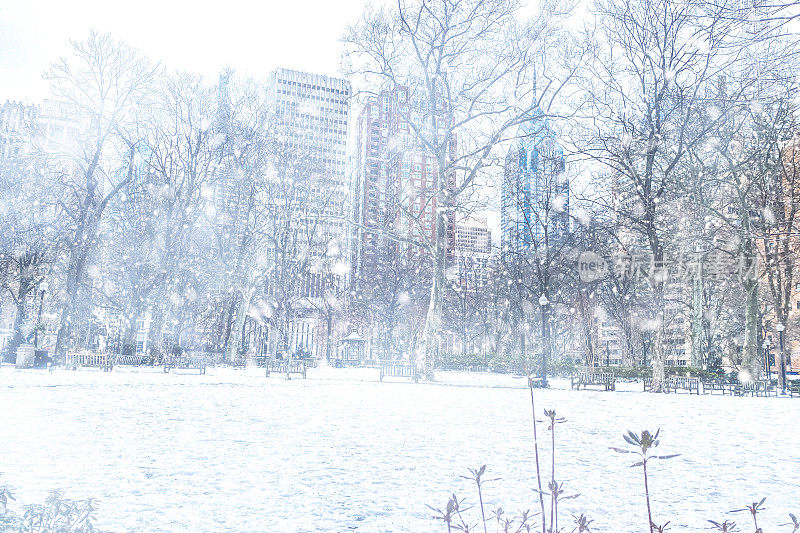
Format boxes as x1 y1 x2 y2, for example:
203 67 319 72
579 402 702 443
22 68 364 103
34 280 48 348
539 294 549 386
776 322 787 393
763 338 771 382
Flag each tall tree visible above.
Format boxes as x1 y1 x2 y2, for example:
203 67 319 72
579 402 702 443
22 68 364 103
580 0 743 390
45 32 158 359
344 0 581 378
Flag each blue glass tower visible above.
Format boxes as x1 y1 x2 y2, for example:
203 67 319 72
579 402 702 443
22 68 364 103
501 92 568 257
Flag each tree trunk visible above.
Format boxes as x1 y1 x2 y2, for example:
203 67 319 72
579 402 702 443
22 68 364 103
7 289 29 360
649 273 666 392
690 259 705 368
651 326 666 392
148 300 166 363
225 269 255 363
122 299 144 355
540 304 550 384
419 209 447 380
742 277 760 378
736 232 762 380
325 314 333 363
54 267 81 361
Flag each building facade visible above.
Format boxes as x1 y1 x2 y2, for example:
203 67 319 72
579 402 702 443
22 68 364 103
501 105 569 256
450 215 492 288
352 85 456 279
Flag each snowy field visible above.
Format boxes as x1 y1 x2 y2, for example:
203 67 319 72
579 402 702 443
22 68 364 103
1 365 798 532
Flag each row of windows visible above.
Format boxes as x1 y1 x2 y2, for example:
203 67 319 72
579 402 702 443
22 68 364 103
276 78 350 96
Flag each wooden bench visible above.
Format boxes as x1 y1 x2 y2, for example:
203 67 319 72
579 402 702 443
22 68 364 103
528 376 546 388
788 380 800 398
666 377 701 394
643 376 700 394
379 363 418 383
265 360 307 379
114 354 146 366
571 371 615 391
65 352 113 371
701 378 737 395
734 380 776 397
163 354 207 375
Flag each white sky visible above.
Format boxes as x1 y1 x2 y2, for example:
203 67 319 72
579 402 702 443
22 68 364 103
0 0 375 102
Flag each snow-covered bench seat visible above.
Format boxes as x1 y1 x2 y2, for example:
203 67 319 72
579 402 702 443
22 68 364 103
701 378 737 395
265 361 307 379
163 354 207 375
644 376 700 394
734 380 776 397
114 354 146 366
571 370 615 391
379 363 418 383
65 352 113 371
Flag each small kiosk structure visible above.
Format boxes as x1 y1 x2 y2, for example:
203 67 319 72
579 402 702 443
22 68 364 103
338 332 367 366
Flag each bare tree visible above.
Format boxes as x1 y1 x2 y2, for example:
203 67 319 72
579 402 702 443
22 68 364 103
212 74 275 363
578 0 749 390
45 32 158 359
344 0 581 379
259 122 338 372
0 114 59 357
501 103 573 382
139 73 219 361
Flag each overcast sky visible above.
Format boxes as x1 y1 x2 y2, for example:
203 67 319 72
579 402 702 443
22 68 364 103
0 0 377 102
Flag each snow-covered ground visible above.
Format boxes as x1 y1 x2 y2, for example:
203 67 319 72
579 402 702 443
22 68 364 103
1 365 798 532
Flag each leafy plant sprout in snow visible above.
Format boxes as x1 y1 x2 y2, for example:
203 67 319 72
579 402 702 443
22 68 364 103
610 429 680 533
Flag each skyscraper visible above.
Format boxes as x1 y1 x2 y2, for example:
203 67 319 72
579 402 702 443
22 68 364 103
265 68 353 357
450 215 492 288
268 67 352 263
501 96 568 256
352 85 455 278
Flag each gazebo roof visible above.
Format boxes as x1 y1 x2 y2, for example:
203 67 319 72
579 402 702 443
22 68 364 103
341 332 365 343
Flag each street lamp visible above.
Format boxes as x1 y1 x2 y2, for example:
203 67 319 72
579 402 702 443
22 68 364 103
776 322 787 394
539 294 549 387
763 338 771 382
34 280 49 348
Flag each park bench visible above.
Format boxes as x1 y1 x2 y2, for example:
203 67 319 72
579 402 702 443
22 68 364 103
528 375 547 388
163 354 207 375
644 376 700 394
113 354 146 366
571 370 615 391
734 380 776 397
437 363 489 372
265 360 307 379
379 362 419 383
701 378 737 395
788 380 800 398
65 352 113 371
665 376 701 394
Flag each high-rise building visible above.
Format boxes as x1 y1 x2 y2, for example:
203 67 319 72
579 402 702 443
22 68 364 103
268 68 352 269
352 85 455 278
0 101 37 160
450 215 492 288
501 97 569 256
265 68 353 357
